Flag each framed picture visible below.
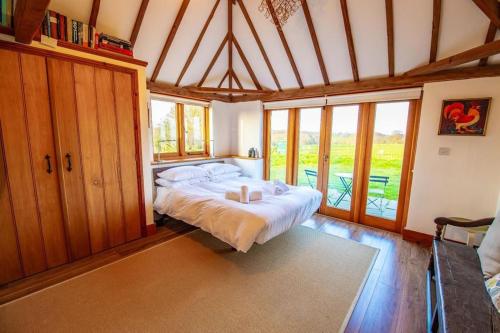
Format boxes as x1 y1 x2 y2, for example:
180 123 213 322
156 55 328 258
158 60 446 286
438 98 491 136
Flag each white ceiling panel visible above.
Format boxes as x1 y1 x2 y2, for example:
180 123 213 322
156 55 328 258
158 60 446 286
348 0 388 79
96 0 141 40
49 0 93 24
393 0 433 74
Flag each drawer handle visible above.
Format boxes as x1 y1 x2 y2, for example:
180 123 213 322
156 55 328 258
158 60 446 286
44 154 52 174
65 153 73 172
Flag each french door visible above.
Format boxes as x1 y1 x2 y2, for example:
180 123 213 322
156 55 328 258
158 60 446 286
264 100 419 233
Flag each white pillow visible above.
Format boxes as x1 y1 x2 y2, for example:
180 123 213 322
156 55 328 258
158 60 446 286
155 176 209 188
478 211 500 278
156 166 208 181
210 172 241 182
199 163 241 176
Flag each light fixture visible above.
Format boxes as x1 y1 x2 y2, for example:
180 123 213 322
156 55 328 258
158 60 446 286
258 0 303 29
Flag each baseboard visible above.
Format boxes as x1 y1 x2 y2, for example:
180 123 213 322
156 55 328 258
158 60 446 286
146 224 157 236
402 229 433 247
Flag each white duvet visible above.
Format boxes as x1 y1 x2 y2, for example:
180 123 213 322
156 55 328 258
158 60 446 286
153 177 322 252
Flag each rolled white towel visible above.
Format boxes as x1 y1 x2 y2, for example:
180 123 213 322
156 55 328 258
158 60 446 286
273 179 289 195
225 191 240 202
249 190 262 201
240 185 250 204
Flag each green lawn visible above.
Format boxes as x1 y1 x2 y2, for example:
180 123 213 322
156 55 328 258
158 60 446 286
270 143 404 201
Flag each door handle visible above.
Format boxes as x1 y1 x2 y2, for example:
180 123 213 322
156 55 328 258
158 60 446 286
44 154 52 174
65 153 73 172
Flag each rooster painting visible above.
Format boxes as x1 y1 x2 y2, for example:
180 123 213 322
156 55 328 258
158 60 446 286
438 98 491 135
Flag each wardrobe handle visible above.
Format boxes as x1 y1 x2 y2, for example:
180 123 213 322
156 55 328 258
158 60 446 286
65 153 73 172
44 154 53 174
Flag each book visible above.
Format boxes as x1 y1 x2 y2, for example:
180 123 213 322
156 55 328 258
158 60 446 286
97 43 133 56
72 20 77 43
49 10 58 39
83 23 88 47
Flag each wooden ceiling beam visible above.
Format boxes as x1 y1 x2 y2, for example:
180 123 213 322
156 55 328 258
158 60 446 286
339 0 359 82
232 71 244 89
385 0 395 77
13 0 51 43
429 0 441 63
406 39 500 76
218 70 230 88
236 0 282 91
130 0 150 47
302 0 329 85
231 65 500 103
186 87 269 94
266 0 304 88
197 33 229 87
233 36 262 90
148 81 231 102
150 0 190 82
175 0 220 86
479 21 498 66
472 0 500 29
89 0 100 27
228 0 233 90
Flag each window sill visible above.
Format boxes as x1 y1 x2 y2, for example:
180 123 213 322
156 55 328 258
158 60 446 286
151 155 225 166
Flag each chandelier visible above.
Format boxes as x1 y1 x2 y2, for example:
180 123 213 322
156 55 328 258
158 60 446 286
258 0 303 29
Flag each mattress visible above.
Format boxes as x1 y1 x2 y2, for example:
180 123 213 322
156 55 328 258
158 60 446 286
153 177 322 252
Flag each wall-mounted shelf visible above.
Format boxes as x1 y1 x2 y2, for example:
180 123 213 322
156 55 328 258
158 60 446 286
57 40 148 67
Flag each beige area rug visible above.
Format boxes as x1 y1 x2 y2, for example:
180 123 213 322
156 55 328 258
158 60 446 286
0 226 378 333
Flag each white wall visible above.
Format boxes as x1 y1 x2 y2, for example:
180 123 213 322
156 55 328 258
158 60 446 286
406 77 500 241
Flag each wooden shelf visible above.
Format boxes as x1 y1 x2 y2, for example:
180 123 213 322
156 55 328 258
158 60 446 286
57 40 148 67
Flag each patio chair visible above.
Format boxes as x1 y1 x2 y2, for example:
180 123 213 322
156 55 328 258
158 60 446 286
304 169 333 205
367 175 389 213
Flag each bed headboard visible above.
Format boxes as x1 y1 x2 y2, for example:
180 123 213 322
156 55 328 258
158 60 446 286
152 159 224 182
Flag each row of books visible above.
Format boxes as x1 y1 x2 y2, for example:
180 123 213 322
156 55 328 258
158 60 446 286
0 0 13 28
40 9 133 57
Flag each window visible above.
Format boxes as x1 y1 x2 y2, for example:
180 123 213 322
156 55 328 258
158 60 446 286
151 98 209 160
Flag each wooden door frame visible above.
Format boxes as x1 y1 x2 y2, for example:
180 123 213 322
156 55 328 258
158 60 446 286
358 100 418 233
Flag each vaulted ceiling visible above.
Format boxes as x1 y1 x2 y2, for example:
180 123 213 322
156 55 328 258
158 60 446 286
48 0 500 96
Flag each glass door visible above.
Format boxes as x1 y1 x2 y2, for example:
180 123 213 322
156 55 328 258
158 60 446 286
360 101 415 232
319 105 362 221
267 109 289 183
296 108 323 188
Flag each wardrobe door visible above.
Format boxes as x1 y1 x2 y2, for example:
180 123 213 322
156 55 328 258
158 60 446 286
95 68 125 247
47 58 91 260
113 72 142 241
0 125 24 284
0 49 47 275
20 53 68 267
73 63 108 253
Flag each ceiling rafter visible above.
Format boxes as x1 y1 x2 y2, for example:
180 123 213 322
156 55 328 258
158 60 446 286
151 0 191 82
385 0 394 77
233 36 262 90
148 81 231 102
266 0 304 88
302 0 329 85
89 0 100 27
479 21 498 66
339 0 359 82
232 70 244 89
130 0 150 47
429 0 441 63
236 0 282 91
197 33 229 87
14 0 51 43
228 0 233 90
231 65 500 103
186 87 268 94
175 0 220 86
218 70 230 88
405 39 500 76
472 0 500 29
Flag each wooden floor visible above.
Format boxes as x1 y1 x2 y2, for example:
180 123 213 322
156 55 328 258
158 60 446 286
0 214 430 333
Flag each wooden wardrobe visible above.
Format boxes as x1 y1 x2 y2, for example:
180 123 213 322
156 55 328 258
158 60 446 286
0 45 145 285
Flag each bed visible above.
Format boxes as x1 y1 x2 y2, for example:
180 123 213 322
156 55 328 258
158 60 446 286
153 163 322 252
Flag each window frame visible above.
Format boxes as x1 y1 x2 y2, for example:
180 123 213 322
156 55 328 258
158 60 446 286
151 98 210 161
